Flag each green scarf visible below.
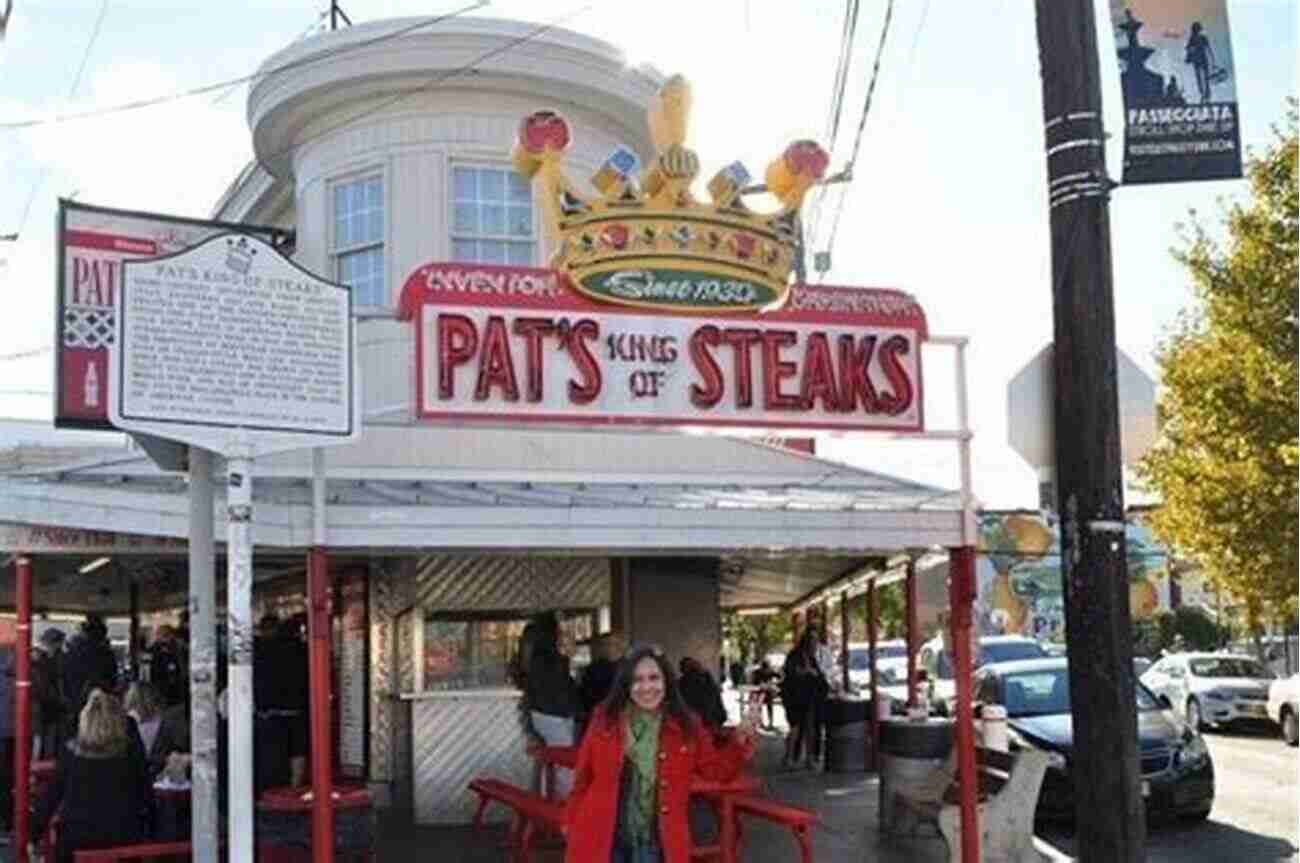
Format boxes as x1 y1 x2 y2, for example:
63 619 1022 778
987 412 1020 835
622 709 662 846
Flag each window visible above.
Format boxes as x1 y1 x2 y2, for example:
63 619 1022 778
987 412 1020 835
332 174 385 306
450 165 534 265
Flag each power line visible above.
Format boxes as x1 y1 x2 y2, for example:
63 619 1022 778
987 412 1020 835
0 347 52 363
806 0 860 249
818 0 897 281
0 1 487 131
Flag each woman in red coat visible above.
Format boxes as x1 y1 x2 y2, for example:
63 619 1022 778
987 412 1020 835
563 643 756 863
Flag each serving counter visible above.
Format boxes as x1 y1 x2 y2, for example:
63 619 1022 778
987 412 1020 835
399 689 534 825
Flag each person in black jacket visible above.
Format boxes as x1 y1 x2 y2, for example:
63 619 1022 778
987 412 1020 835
678 656 727 728
523 612 578 796
61 614 118 729
32 689 152 863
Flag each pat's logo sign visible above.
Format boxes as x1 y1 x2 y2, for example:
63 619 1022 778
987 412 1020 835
398 263 926 434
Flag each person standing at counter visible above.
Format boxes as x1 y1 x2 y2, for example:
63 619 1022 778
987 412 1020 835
563 644 756 863
780 632 826 769
525 612 579 796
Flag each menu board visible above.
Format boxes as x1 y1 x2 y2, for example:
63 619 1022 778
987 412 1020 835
336 572 367 778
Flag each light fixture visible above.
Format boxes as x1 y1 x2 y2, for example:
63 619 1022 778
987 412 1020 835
79 556 111 574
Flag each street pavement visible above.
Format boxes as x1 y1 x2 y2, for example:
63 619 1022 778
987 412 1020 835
1039 724 1299 862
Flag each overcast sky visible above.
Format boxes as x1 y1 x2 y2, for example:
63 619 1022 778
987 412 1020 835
0 0 1294 507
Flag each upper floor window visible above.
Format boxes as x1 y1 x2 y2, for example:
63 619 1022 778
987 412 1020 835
450 165 534 266
332 174 385 306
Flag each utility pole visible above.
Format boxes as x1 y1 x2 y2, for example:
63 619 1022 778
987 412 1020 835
1033 3 1146 862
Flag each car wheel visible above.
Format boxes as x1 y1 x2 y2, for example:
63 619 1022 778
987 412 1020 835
1186 698 1204 731
1283 707 1299 747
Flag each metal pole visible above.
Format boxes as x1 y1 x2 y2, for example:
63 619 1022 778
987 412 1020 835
905 556 919 708
308 448 334 863
839 591 849 694
226 448 255 863
949 547 978 863
14 555 31 863
866 580 878 772
189 447 219 863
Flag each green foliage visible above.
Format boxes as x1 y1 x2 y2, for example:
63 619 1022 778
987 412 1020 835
1134 606 1231 656
845 581 906 640
721 611 791 664
1138 101 1300 628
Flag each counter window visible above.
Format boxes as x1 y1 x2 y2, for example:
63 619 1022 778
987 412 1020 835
421 610 597 691
450 165 535 266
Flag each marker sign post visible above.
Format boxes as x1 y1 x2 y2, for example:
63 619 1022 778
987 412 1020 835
109 233 359 863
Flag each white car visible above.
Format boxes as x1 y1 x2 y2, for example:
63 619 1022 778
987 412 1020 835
917 634 1050 714
845 639 908 690
1141 652 1275 730
1268 673 1299 746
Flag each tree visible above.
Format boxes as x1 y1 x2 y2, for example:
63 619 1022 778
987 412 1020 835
720 611 791 666
1138 102 1299 633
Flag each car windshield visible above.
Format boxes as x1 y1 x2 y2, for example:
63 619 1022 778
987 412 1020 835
1002 668 1160 716
1188 657 1271 679
980 640 1049 665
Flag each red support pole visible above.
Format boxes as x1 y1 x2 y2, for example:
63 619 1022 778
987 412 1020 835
905 557 919 708
866 581 878 771
14 556 32 863
307 548 334 863
949 546 979 863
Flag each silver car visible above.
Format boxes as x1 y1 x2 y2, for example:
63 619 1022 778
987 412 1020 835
1141 652 1275 730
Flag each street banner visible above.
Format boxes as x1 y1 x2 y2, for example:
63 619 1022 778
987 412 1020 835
55 200 292 430
1109 0 1243 184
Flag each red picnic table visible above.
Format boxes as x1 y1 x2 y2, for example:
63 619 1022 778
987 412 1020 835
256 783 373 863
535 744 761 863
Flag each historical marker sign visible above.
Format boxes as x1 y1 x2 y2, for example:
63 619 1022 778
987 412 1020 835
110 233 359 456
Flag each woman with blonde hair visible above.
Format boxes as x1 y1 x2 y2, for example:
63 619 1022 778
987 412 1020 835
32 688 152 863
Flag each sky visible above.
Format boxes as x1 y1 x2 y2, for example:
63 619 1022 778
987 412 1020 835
0 0 1295 508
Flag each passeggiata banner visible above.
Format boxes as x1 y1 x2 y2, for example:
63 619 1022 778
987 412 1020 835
1108 0 1243 184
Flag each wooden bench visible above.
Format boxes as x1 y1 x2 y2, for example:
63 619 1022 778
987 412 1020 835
730 795 816 863
467 777 564 862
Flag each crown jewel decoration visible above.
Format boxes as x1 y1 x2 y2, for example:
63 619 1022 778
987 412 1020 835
512 75 829 312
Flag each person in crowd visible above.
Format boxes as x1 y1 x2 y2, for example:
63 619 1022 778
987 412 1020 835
253 614 309 790
125 682 168 773
31 689 152 863
62 614 118 726
677 656 726 729
578 634 623 731
33 628 67 758
524 612 579 797
750 659 780 730
811 623 836 766
780 631 825 769
147 625 187 708
727 658 745 690
563 643 756 863
0 642 13 834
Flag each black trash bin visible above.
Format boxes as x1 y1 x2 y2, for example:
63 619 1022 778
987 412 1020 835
823 697 872 773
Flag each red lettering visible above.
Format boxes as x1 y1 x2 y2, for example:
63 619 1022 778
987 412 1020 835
721 328 762 408
566 319 602 404
877 335 914 415
512 318 555 402
760 330 801 410
838 334 880 412
437 314 478 399
799 333 840 411
474 316 520 401
689 326 724 408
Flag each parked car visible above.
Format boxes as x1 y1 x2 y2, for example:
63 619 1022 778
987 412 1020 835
845 639 908 689
1268 673 1299 746
919 634 1050 714
975 657 1214 822
1140 652 1274 731
1134 656 1153 676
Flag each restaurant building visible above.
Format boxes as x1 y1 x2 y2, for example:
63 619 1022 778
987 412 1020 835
1 14 978 849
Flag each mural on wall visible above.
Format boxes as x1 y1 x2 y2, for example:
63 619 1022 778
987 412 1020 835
976 510 1172 641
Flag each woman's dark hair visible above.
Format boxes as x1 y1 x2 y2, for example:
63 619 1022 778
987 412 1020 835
532 612 560 654
600 644 692 727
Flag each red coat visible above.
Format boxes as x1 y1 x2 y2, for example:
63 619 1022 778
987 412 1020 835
563 705 752 863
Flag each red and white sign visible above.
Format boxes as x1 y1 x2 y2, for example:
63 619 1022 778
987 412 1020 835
399 263 928 433
55 200 290 430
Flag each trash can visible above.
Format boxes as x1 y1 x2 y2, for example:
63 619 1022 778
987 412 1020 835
823 696 872 773
877 718 954 834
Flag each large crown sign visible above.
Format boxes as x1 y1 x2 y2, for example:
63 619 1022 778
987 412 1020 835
513 75 829 312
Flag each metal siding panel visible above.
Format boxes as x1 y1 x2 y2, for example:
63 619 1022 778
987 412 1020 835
368 562 396 784
411 695 532 824
412 555 610 611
